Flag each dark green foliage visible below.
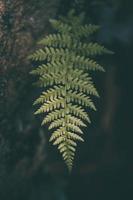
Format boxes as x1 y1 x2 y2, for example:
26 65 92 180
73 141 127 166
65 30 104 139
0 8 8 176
29 10 112 171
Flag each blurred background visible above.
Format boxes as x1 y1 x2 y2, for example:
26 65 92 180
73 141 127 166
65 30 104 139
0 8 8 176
0 0 133 199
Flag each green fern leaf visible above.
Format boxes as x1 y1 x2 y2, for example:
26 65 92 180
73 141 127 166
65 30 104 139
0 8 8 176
29 10 112 171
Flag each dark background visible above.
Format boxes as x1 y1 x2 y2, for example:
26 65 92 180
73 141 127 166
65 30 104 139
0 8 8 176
0 0 133 199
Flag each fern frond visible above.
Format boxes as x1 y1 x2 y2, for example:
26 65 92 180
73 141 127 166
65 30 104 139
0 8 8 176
67 91 96 110
74 24 100 38
67 78 99 97
76 42 113 56
67 132 84 142
28 49 46 61
38 33 72 48
49 118 65 130
71 55 105 72
42 109 67 124
35 97 65 114
33 86 65 105
29 10 112 171
67 104 91 123
49 127 65 142
37 71 66 87
49 19 72 33
66 124 83 134
66 115 87 127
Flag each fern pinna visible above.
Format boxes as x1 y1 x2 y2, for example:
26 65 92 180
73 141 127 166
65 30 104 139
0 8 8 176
29 10 112 171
